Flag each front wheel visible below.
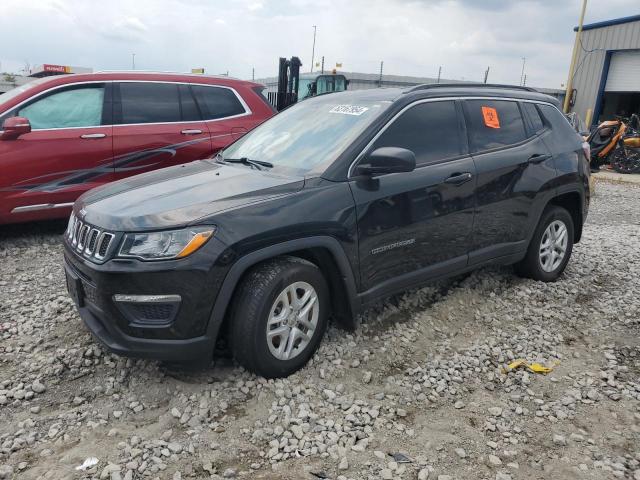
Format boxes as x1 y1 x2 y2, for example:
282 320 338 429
515 206 574 282
230 257 329 378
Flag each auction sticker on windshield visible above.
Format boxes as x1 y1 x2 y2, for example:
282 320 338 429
330 105 369 116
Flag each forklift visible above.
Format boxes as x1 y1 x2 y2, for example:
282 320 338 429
268 56 349 111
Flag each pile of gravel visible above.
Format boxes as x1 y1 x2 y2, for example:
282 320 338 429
0 181 639 480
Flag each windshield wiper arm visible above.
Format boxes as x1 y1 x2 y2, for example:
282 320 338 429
223 157 274 170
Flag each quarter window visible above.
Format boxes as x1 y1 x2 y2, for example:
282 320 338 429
522 102 545 134
465 100 527 151
17 84 105 129
118 82 182 124
370 101 462 166
191 85 246 120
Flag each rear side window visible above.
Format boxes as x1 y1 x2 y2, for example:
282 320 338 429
191 85 246 120
371 100 462 166
521 102 545 134
118 82 182 124
465 100 527 151
17 84 105 129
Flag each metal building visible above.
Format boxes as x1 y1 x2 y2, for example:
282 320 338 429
570 14 640 126
256 71 563 101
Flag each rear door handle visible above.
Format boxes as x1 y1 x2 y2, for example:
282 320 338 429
181 129 203 135
528 153 552 164
80 133 106 139
444 172 473 185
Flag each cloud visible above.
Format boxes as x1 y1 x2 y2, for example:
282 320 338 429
99 16 148 42
0 0 637 87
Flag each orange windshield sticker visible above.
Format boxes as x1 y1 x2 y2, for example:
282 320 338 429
482 106 500 129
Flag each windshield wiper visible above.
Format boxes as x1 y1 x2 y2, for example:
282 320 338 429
221 157 273 170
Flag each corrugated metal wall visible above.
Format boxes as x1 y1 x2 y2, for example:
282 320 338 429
571 20 640 123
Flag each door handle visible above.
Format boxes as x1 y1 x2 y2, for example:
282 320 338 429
80 133 106 139
528 153 552 164
181 129 203 135
444 172 473 185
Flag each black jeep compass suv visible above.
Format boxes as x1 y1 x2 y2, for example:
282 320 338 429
63 84 590 378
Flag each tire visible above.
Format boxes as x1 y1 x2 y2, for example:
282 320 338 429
515 206 574 282
230 256 329 378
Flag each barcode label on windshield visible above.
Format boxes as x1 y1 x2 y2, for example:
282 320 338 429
330 105 369 116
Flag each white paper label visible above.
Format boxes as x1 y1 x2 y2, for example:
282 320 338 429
329 105 369 116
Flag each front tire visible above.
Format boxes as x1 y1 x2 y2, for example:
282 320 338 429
515 206 574 282
230 257 329 378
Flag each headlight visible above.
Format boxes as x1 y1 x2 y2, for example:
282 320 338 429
118 226 215 261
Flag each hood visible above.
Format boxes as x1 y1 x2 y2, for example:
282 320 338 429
77 160 304 231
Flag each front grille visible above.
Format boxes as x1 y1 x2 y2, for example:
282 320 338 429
86 229 99 254
66 213 116 262
97 233 114 258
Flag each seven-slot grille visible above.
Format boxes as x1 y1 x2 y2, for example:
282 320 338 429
66 213 115 261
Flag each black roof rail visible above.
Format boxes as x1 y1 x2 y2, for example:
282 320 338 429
406 83 539 93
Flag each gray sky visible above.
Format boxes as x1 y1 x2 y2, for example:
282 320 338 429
1 0 638 88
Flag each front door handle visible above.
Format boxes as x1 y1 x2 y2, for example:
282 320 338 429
80 133 106 139
181 129 203 135
528 153 552 164
444 172 473 185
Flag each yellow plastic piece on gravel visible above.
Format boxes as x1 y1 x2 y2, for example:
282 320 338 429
504 359 555 374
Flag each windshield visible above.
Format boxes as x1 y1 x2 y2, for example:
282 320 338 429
221 94 391 175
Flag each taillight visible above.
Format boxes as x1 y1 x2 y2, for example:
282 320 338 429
581 141 590 161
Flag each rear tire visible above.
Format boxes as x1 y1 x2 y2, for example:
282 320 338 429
515 206 574 282
230 256 329 378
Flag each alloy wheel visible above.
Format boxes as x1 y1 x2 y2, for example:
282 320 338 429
266 281 319 361
539 219 568 273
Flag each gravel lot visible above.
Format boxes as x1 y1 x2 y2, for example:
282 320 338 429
1 180 639 480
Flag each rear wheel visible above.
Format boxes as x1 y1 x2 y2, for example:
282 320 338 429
515 206 574 282
230 257 329 378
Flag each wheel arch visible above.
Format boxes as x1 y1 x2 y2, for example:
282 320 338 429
548 189 584 243
205 237 360 345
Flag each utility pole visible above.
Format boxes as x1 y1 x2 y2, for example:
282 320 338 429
321 56 324 74
523 74 527 86
252 67 255 81
437 66 442 84
310 25 317 73
378 61 384 87
131 53 136 70
520 57 526 86
483 66 490 84
563 0 588 113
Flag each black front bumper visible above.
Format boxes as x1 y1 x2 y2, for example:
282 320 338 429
63 238 228 362
75 302 213 361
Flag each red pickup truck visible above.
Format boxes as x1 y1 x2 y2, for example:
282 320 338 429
0 72 275 224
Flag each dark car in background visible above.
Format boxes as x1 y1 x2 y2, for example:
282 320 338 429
0 72 275 225
63 84 590 378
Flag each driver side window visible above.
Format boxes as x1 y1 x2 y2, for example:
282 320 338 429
17 84 105 130
371 101 463 166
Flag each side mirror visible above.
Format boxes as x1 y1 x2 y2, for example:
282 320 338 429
356 147 416 176
1 117 31 141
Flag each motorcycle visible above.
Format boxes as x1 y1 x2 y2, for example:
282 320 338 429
609 114 640 174
586 117 627 171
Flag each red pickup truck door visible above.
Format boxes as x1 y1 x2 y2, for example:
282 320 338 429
0 82 114 223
